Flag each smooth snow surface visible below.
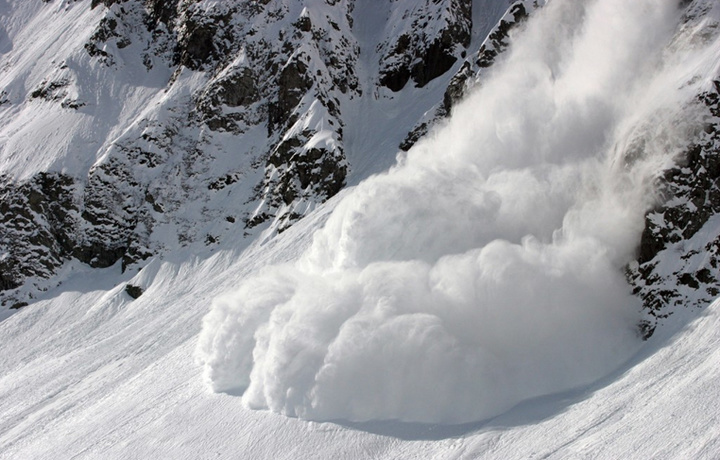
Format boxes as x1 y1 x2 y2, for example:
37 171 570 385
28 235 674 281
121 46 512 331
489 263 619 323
198 0 720 423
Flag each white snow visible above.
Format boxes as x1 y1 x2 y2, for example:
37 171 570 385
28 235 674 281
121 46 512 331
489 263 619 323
0 0 177 181
198 0 720 424
1 0 720 457
0 203 719 459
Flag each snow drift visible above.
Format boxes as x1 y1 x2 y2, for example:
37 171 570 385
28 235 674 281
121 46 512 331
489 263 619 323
198 0 719 423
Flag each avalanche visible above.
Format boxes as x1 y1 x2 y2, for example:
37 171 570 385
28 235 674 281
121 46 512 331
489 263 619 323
198 0 720 424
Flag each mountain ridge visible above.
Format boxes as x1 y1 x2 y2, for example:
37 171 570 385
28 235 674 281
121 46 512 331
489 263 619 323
0 0 521 305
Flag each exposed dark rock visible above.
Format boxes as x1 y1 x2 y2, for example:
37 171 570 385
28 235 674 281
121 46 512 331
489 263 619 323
295 15 312 33
177 21 217 69
678 273 700 289
92 17 120 43
144 0 180 29
246 212 271 229
30 79 69 101
61 100 85 110
442 61 473 114
208 174 240 191
378 0 472 92
85 41 114 64
0 173 79 291
195 67 261 132
84 7 132 65
379 34 412 92
251 129 347 230
218 69 259 107
91 0 123 9
267 133 346 202
399 0 538 151
174 5 236 71
124 284 144 299
410 26 465 88
400 122 429 152
268 58 313 133
77 163 137 268
637 319 656 340
9 301 29 310
122 238 153 272
0 155 153 287
477 3 528 68
628 81 720 335
696 268 715 284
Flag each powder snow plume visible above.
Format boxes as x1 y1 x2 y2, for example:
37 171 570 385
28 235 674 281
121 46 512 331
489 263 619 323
197 0 720 423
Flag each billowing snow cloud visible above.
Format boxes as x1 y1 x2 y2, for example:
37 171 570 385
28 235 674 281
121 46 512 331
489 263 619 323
198 0 715 423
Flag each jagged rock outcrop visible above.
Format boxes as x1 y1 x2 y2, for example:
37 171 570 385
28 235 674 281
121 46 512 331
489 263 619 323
400 0 539 151
629 80 720 337
621 0 720 338
0 173 79 292
377 0 472 92
4 0 513 302
475 1 530 69
84 0 358 232
0 163 152 306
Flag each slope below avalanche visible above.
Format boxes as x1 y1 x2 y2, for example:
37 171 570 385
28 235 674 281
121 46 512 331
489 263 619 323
0 211 718 459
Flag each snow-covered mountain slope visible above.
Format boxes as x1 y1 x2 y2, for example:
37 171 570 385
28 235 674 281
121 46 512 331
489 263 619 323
0 198 719 459
2 0 720 457
0 0 518 305
196 0 720 425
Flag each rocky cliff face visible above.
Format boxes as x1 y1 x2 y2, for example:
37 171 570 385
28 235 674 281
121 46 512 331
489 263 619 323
400 0 540 150
376 0 472 91
629 80 720 337
0 0 516 306
618 1 720 337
